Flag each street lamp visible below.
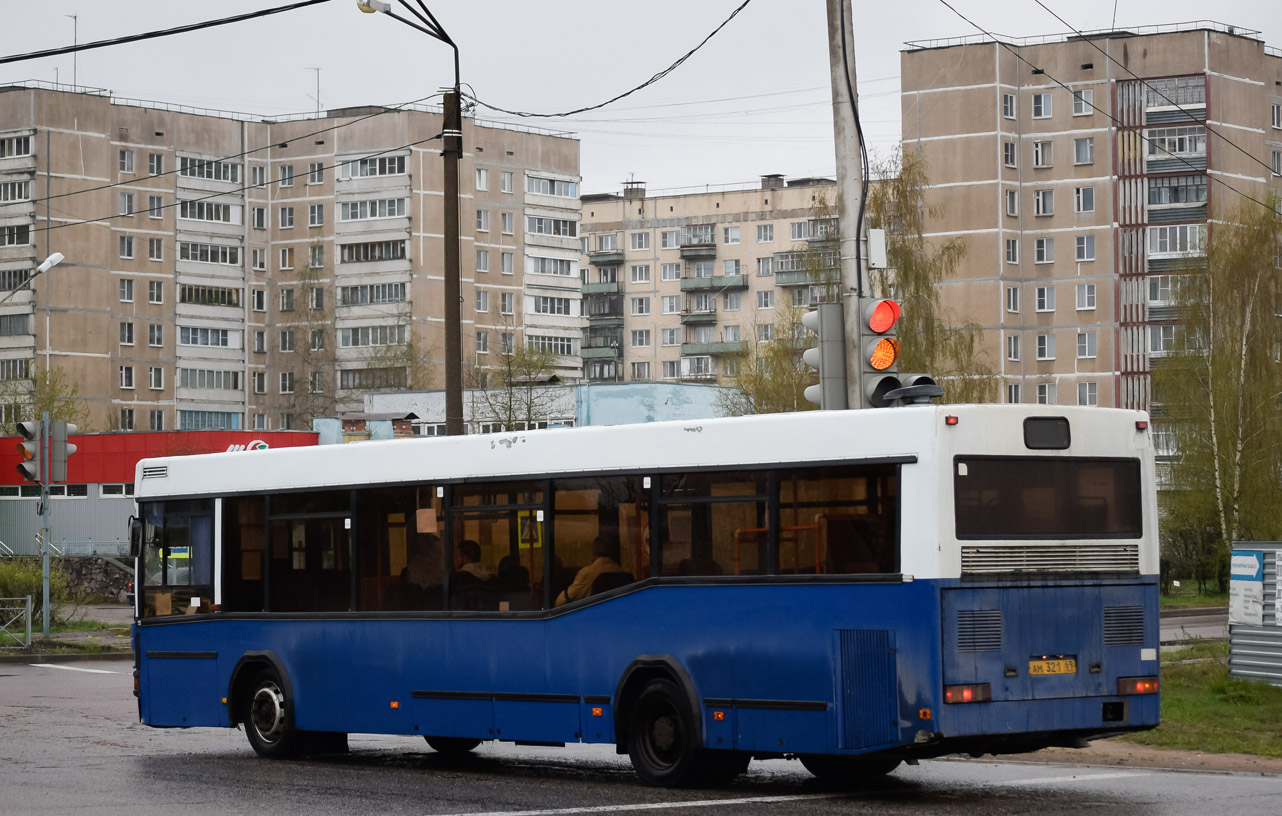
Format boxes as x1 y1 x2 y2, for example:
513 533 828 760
0 252 64 307
357 0 464 436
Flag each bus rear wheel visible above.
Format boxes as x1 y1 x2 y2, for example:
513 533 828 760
799 754 900 784
627 678 705 787
425 736 482 756
244 669 304 759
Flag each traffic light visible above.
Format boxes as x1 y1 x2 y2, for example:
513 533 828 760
860 298 902 407
801 302 848 410
51 421 77 483
15 420 42 483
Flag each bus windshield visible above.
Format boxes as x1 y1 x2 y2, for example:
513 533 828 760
953 456 1142 539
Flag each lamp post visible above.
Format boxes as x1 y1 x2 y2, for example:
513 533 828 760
0 252 63 307
357 0 464 436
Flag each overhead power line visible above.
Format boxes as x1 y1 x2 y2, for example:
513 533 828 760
0 0 333 67
465 0 754 119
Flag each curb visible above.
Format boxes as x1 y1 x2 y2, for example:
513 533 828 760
0 650 131 664
1160 606 1228 619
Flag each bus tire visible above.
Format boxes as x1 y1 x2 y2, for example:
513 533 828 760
425 736 482 756
627 678 705 787
799 754 900 784
244 668 304 759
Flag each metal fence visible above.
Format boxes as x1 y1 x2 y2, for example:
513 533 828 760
0 597 32 648
1229 542 1282 687
1 536 129 558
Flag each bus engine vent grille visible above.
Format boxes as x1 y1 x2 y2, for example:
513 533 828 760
960 544 1139 576
957 609 1003 652
1103 605 1144 645
140 465 168 479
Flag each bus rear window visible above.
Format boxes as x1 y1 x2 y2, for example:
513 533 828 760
954 457 1141 539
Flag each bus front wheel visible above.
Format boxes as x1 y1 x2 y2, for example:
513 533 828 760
799 754 900 784
627 678 705 787
244 669 304 759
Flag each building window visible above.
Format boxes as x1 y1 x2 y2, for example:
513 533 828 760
1077 381 1098 406
476 249 489 273
1077 331 1097 358
119 279 134 302
148 281 163 304
280 206 294 229
631 264 650 284
310 371 324 394
475 290 489 313
500 292 514 314
1035 237 1054 263
476 331 488 354
1036 334 1056 360
308 204 323 227
149 324 163 347
148 238 163 261
662 295 680 314
1007 383 1021 404
1003 141 1016 168
631 232 650 251
1145 125 1206 158
1005 238 1019 264
1005 189 1018 216
631 362 650 380
1034 189 1054 216
149 410 164 431
253 372 266 394
1036 286 1055 312
280 330 295 352
149 366 164 390
1075 186 1095 213
1147 223 1205 257
1075 235 1095 262
1002 93 1016 119
1007 335 1020 361
120 366 135 389
253 331 265 353
501 212 514 234
631 297 650 316
661 263 681 281
1072 89 1093 116
1149 324 1175 356
309 245 324 268
500 171 513 193
723 291 740 311
722 259 740 276
280 372 295 394
119 236 134 259
501 252 513 274
148 195 163 218
757 290 773 309
661 230 680 249
280 288 295 312
476 209 489 232
1032 93 1051 118
757 257 774 276
661 360 679 379
1006 286 1019 313
662 328 679 346
279 165 294 187
252 165 265 187
119 192 134 216
310 329 325 351
1272 151 1281 177
119 322 134 346
1033 141 1052 168
1274 104 1281 130
120 409 135 431
148 153 163 176
757 224 773 243
253 207 266 229
1037 383 1056 405
724 226 740 245
1074 137 1095 165
631 329 651 347
119 149 134 173
1076 283 1096 310
305 162 322 185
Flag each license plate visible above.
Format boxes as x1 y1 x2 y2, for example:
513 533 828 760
1029 657 1077 675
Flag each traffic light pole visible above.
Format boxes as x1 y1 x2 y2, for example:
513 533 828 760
41 411 50 639
825 0 870 408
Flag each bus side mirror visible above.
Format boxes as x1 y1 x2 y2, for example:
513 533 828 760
129 515 142 559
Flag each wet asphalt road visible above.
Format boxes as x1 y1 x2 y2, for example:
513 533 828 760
2 659 1280 816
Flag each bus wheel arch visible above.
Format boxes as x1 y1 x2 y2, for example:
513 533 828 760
229 651 304 759
614 656 706 786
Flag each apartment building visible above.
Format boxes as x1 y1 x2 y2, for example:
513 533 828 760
0 83 579 432
901 21 1282 410
578 176 838 384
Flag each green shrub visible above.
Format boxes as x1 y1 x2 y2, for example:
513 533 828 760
0 557 70 626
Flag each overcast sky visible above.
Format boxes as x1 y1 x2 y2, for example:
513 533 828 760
4 1 1282 195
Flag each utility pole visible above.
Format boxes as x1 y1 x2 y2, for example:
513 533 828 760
825 0 870 408
442 87 464 436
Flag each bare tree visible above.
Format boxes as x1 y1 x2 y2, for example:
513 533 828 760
0 364 91 429
466 331 563 431
717 300 817 416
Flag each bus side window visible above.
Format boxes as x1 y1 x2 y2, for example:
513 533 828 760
140 500 215 617
451 481 544 611
551 476 647 605
658 471 767 577
778 465 899 575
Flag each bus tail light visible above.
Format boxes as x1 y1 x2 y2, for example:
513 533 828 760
1117 676 1159 695
943 683 991 704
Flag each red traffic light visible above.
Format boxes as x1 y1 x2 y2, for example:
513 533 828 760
865 299 901 334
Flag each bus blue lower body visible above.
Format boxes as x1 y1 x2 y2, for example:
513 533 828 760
135 576 1160 759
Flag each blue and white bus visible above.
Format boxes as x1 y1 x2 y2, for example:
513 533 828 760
130 405 1159 786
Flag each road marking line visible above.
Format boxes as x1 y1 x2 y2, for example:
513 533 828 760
30 663 121 675
1005 771 1148 785
424 793 847 816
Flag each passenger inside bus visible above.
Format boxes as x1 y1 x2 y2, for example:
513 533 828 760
555 536 632 605
401 532 443 608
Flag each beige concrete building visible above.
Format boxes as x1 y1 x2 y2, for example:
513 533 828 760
901 21 1282 411
0 83 579 432
578 176 838 384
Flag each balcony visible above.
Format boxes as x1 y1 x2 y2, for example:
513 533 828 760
776 270 839 287
588 249 625 265
680 308 717 325
679 274 746 291
680 341 744 356
581 344 621 360
679 226 717 260
587 313 624 327
581 281 619 294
